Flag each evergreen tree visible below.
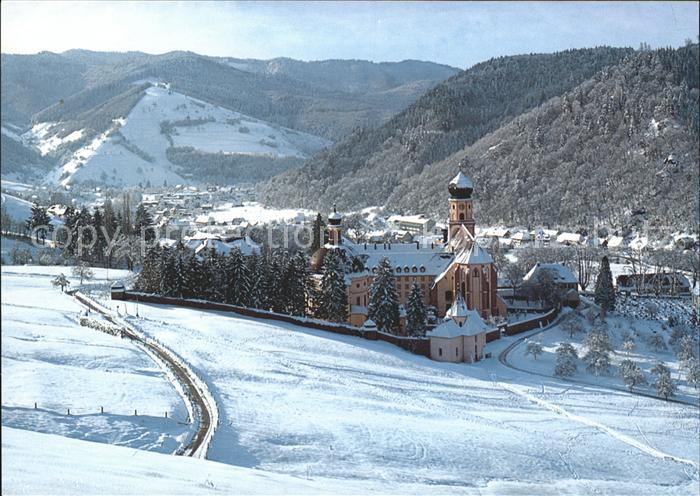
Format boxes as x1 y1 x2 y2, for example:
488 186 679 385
267 251 285 312
102 199 118 239
310 213 325 254
583 325 612 375
405 282 427 336
227 248 250 306
102 199 119 267
318 249 348 322
618 359 647 391
651 362 677 400
91 208 106 264
134 203 155 242
248 252 267 309
159 246 177 296
287 251 310 316
594 255 616 316
367 257 400 333
26 203 51 244
73 208 94 262
182 251 201 298
554 342 578 376
170 241 187 298
136 244 162 293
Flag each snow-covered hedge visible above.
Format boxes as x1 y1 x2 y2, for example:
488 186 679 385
78 317 121 337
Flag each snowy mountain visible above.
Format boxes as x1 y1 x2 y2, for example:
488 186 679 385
1 50 458 141
23 85 330 188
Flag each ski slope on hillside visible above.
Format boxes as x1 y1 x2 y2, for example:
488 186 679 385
111 300 699 494
29 85 330 188
1 267 190 454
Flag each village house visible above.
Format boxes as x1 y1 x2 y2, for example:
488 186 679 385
310 169 507 332
387 214 436 235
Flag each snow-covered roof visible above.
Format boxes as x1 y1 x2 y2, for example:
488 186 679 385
449 171 473 189
455 242 493 265
510 231 531 241
445 293 468 320
556 232 583 244
606 236 626 248
185 234 260 257
328 211 342 221
482 227 510 238
523 263 577 285
340 240 453 277
387 214 432 225
428 296 489 338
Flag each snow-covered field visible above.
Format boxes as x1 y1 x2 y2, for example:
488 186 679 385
507 306 700 404
1 266 190 454
207 201 314 225
4 265 699 494
28 85 329 188
105 300 699 494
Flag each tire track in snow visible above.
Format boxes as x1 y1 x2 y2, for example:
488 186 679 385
497 380 699 473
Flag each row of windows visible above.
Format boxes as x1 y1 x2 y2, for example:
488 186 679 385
394 266 426 274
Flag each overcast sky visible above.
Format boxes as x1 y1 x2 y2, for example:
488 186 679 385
2 1 698 68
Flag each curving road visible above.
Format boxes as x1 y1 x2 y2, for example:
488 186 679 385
71 291 217 458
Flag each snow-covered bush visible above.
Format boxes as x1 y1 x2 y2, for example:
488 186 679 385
554 343 578 376
618 359 647 391
646 333 667 352
78 317 121 337
525 340 544 360
651 362 677 400
584 327 612 376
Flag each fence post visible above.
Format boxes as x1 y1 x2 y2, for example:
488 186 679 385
101 406 104 414
34 402 37 409
165 411 168 418
67 408 70 416
134 409 138 416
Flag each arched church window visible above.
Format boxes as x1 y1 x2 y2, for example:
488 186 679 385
459 213 465 220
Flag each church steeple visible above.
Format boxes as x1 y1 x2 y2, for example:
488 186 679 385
327 204 342 245
448 159 475 242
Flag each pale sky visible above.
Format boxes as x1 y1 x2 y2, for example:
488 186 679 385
1 1 698 68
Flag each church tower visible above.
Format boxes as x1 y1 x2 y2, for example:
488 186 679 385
447 166 475 243
327 205 342 245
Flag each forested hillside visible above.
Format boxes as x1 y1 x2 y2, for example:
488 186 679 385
261 46 699 232
388 45 699 231
260 47 633 210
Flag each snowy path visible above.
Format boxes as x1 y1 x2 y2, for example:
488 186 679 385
1 267 190 454
71 291 219 459
492 317 699 476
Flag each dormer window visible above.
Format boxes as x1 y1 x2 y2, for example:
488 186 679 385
419 266 426 273
396 266 402 273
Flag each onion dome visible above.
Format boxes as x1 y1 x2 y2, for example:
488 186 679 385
328 204 342 226
448 170 473 199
